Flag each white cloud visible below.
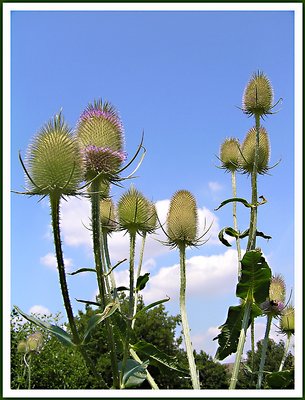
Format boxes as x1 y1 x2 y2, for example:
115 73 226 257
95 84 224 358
40 252 72 272
29 305 51 316
142 249 239 304
208 181 223 193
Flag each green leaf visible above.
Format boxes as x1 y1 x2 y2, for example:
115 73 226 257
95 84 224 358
104 258 127 277
236 250 271 303
213 303 262 361
265 370 294 389
131 340 188 375
75 299 101 307
214 197 253 211
239 229 271 240
67 267 96 276
83 302 119 343
14 306 74 347
135 272 150 292
132 297 170 320
118 359 148 388
218 227 239 247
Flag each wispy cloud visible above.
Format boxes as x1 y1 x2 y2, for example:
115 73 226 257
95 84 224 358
40 252 72 272
29 304 51 316
208 181 223 193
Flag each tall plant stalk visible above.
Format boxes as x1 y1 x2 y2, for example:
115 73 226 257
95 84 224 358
279 335 292 372
231 170 242 278
50 193 104 386
256 314 272 388
179 244 200 390
132 233 147 329
90 180 119 388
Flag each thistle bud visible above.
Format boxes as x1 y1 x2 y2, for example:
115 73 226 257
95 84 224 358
117 187 156 235
167 190 198 248
219 138 240 172
280 305 295 336
76 100 126 181
26 331 43 353
240 126 270 174
17 341 27 354
242 71 274 117
100 198 117 233
26 113 82 195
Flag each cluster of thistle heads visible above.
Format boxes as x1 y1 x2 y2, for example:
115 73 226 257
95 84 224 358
219 71 276 175
17 331 43 355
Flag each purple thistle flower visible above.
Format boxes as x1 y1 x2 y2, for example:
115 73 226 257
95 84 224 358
79 109 124 134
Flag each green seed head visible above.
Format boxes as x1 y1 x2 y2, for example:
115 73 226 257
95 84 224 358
100 198 117 233
240 126 270 174
167 190 198 248
26 331 43 352
117 186 156 235
17 341 27 354
76 100 126 181
220 138 240 172
280 305 295 336
242 71 274 117
269 274 286 303
26 113 82 195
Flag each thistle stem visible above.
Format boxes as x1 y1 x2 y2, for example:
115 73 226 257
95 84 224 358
102 231 117 300
279 334 292 372
50 193 105 386
229 298 252 389
256 314 272 389
90 180 119 388
179 244 200 390
120 231 136 388
130 348 159 390
250 316 255 385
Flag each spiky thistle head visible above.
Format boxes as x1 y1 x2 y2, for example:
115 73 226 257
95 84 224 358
261 274 286 316
166 190 198 249
100 198 117 233
117 186 156 235
280 305 295 336
17 341 27 354
76 99 126 182
240 126 270 174
26 331 43 353
219 138 240 172
25 112 82 196
242 71 274 117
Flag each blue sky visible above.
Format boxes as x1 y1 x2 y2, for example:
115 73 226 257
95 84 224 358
8 5 300 366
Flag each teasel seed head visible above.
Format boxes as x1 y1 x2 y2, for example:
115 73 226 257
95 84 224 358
76 99 126 182
242 71 274 117
17 341 27 354
261 274 286 316
240 126 270 174
26 331 43 353
166 190 198 248
100 198 117 233
219 138 240 172
26 112 82 196
280 305 295 336
117 186 156 235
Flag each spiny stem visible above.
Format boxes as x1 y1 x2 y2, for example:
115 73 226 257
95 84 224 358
102 231 117 300
256 314 272 389
250 316 255 385
90 180 119 388
132 232 147 330
50 193 105 386
231 170 242 278
279 334 292 372
179 244 200 390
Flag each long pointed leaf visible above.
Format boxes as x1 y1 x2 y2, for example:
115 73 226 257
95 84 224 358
118 359 148 388
14 306 74 347
132 297 170 320
215 197 253 211
67 268 96 276
135 273 150 292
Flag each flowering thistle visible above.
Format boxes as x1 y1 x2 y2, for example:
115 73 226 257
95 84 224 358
117 186 156 235
100 198 117 233
240 126 270 175
242 71 274 118
219 138 240 172
166 190 200 249
260 274 286 316
76 100 126 182
24 112 82 196
280 305 295 336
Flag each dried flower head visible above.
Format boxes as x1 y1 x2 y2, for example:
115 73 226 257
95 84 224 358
76 100 125 182
25 112 82 196
17 341 27 354
100 198 117 233
280 305 295 336
260 274 286 316
166 190 198 248
240 126 270 174
242 71 274 117
117 186 156 235
219 138 240 172
26 331 43 353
